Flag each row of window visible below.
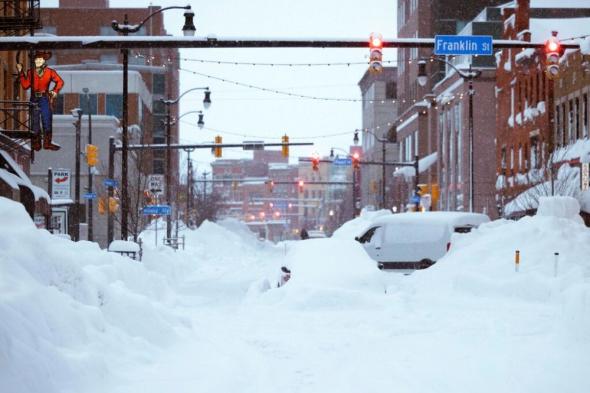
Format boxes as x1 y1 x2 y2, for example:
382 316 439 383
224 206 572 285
500 139 545 175
398 0 419 27
554 94 590 146
399 130 418 162
53 93 123 118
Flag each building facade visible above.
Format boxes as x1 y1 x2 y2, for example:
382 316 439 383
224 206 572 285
495 0 590 217
357 66 398 210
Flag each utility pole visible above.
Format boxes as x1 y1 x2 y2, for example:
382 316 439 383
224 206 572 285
165 103 173 240
202 171 209 203
382 141 386 209
83 89 94 241
107 136 115 245
73 108 82 241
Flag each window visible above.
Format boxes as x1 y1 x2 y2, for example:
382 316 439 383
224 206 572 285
569 100 575 142
561 103 567 145
518 144 523 172
385 81 397 99
510 146 514 171
501 147 507 170
574 97 582 140
105 94 122 119
584 94 589 138
153 74 166 96
555 105 561 145
153 160 164 174
530 138 538 169
79 94 97 114
54 95 64 115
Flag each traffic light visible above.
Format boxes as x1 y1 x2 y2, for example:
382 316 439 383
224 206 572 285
545 31 563 80
369 32 383 74
352 152 360 169
108 196 119 213
282 134 289 157
214 135 222 158
311 154 320 171
86 144 99 167
298 179 304 193
98 197 106 215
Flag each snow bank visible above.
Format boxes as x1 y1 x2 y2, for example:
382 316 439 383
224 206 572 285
0 197 191 393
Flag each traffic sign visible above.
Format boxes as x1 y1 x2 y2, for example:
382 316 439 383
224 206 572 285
143 204 171 215
434 35 493 56
83 192 97 200
147 174 164 196
103 178 118 187
51 169 71 199
333 158 352 166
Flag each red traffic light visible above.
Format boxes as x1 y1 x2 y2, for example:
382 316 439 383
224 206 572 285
369 33 383 49
311 154 320 171
352 152 360 169
544 32 562 80
298 180 304 193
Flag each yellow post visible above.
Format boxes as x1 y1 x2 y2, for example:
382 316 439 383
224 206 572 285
515 250 520 272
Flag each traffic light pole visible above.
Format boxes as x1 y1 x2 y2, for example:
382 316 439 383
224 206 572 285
87 104 93 241
73 109 81 241
107 136 115 245
165 104 172 240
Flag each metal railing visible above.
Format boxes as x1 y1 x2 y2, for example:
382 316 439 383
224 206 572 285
0 0 41 31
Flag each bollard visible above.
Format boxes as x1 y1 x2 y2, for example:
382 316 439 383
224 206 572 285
554 252 559 277
515 250 520 272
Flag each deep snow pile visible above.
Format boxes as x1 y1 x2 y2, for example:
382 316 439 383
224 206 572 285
2 195 590 393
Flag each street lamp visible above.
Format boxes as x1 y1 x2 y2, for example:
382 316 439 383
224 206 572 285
71 107 83 241
161 87 211 240
354 128 396 209
82 87 94 241
111 5 195 240
417 58 481 212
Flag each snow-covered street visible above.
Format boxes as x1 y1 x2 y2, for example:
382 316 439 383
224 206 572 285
1 196 590 393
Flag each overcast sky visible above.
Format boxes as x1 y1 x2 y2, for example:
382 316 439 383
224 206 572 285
47 0 397 172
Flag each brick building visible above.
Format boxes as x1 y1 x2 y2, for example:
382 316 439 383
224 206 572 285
395 0 505 211
24 0 181 244
0 0 50 222
495 0 590 217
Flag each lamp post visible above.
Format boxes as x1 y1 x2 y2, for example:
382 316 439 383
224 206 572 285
417 58 481 212
161 88 210 240
354 128 395 209
82 88 93 241
111 5 195 240
176 110 204 229
71 108 82 241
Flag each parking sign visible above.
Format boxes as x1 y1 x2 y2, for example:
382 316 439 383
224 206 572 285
51 169 71 199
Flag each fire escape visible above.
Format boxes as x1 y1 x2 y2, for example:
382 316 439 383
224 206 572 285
0 1 42 158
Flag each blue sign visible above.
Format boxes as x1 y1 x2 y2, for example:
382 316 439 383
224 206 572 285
434 35 493 56
411 194 421 204
103 178 119 187
333 158 352 166
143 205 171 215
83 192 97 199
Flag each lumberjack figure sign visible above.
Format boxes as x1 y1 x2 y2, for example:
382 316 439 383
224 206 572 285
16 51 64 151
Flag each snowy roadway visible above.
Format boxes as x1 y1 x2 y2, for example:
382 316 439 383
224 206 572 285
1 196 589 393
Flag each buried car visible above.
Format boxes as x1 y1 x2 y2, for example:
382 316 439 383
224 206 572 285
355 211 489 270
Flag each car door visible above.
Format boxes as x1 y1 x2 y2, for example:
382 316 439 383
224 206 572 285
357 226 382 260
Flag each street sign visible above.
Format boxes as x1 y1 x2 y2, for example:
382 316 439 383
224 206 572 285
83 192 97 200
434 35 493 56
103 178 119 187
143 204 171 215
333 158 352 166
242 141 264 151
51 169 71 200
147 174 165 196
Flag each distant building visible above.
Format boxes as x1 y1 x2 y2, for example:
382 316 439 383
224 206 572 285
357 67 398 210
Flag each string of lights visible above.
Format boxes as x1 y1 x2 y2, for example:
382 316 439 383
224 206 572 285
133 51 458 68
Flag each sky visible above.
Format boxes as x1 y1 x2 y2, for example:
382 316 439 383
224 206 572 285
46 0 397 173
